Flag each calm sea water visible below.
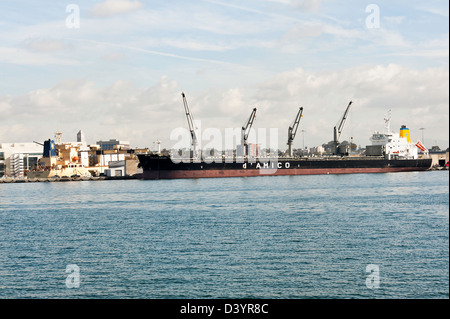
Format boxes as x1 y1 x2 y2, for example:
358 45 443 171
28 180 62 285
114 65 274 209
0 171 448 299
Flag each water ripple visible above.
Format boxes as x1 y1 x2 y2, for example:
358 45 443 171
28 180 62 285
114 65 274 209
0 171 448 299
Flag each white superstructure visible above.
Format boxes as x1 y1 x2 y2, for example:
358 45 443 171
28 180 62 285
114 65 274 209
369 111 422 160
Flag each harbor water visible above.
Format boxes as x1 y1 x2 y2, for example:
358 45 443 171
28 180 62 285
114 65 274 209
0 171 448 299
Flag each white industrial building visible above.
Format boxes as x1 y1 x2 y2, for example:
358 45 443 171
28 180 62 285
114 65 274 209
0 143 43 178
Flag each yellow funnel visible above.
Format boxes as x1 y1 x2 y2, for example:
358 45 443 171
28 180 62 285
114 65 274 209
400 125 411 143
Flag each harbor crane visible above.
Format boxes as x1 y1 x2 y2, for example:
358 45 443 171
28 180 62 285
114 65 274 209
241 108 257 157
333 101 353 156
287 107 304 157
181 92 199 158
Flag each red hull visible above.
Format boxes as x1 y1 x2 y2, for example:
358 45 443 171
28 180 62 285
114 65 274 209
142 166 429 180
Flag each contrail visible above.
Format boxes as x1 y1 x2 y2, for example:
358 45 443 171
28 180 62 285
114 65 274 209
201 0 348 26
65 38 235 65
201 0 303 22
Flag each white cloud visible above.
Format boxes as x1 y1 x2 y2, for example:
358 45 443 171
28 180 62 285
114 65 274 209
265 0 323 12
201 0 315 24
0 77 182 147
383 16 406 25
101 52 126 61
290 0 323 12
282 22 323 40
418 7 449 18
252 64 449 146
0 47 80 66
321 23 365 39
21 38 72 53
89 0 144 18
0 101 12 116
0 1 448 149
394 49 449 59
0 124 37 144
3 64 447 149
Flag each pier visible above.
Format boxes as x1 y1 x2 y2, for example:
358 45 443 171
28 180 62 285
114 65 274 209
0 175 140 183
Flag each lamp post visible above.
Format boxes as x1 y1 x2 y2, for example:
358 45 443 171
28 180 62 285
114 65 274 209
301 130 306 150
419 128 425 144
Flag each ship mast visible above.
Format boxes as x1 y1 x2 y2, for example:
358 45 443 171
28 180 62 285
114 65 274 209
181 92 199 159
153 139 161 155
384 110 392 134
287 107 304 157
55 130 62 145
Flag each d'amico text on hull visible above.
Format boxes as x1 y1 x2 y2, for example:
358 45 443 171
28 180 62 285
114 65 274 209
137 155 432 180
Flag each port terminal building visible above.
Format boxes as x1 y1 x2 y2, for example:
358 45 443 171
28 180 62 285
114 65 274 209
0 143 43 178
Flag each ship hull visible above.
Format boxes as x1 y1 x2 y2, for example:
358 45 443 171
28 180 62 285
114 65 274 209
137 155 432 180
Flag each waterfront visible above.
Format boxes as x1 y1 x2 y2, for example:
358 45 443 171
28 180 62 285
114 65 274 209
0 171 448 299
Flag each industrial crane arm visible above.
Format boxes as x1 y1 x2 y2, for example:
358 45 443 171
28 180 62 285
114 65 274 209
335 101 353 142
333 100 353 156
242 108 257 142
287 107 304 157
181 92 198 146
181 92 200 159
288 107 304 142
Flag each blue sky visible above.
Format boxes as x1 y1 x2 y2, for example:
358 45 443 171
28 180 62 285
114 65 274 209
0 0 448 150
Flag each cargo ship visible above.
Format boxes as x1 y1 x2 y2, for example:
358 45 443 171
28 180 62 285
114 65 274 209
137 155 431 180
26 139 92 179
137 95 432 180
